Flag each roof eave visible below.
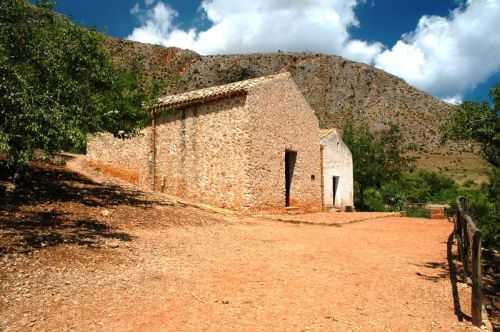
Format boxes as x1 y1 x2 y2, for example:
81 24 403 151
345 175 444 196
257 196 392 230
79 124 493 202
152 89 248 114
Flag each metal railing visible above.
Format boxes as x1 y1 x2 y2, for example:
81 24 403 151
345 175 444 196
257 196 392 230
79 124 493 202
454 197 483 327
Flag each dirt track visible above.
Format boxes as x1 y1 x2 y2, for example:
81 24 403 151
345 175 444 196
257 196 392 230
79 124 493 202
0 161 480 331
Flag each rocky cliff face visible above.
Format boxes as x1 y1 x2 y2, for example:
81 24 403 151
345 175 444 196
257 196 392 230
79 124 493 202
105 38 457 153
183 53 457 151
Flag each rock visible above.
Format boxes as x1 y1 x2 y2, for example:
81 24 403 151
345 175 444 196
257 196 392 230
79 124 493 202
101 209 112 217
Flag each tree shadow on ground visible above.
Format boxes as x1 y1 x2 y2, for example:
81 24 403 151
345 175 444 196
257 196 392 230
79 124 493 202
445 232 472 323
413 233 472 323
0 161 158 210
0 211 133 256
0 161 169 256
413 260 450 283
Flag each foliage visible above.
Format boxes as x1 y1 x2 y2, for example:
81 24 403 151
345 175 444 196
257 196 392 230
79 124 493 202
400 170 459 204
342 121 416 210
343 121 472 222
362 187 385 212
466 168 500 249
443 83 500 249
380 181 406 211
375 170 460 212
442 84 500 167
406 207 430 219
0 0 154 167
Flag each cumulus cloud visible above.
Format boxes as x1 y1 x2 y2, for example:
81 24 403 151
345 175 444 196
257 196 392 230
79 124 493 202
443 95 463 105
374 0 500 101
127 0 383 64
128 2 180 46
127 0 500 101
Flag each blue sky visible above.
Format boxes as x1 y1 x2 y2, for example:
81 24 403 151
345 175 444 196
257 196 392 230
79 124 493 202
53 0 500 103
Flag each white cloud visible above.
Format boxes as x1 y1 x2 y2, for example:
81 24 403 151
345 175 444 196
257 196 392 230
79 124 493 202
127 0 383 64
128 2 179 46
127 0 500 101
130 3 140 15
443 95 463 105
374 0 500 101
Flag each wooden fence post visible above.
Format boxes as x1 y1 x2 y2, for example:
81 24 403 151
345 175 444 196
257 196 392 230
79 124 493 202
456 203 464 263
471 230 483 327
455 197 483 327
461 198 470 278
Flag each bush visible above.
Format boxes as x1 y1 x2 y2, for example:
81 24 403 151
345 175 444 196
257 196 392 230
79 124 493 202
467 168 500 250
406 207 430 219
363 188 386 212
380 181 405 211
343 121 415 211
399 170 459 205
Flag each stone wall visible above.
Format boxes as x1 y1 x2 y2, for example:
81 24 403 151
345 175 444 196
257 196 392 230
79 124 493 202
87 131 151 188
87 74 323 212
153 95 252 209
321 131 354 210
246 74 322 212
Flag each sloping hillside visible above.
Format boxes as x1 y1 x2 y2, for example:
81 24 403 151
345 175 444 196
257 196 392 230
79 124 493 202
104 38 488 182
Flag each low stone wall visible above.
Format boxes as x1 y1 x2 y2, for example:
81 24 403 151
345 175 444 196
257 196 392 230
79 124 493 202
87 160 140 185
86 131 151 189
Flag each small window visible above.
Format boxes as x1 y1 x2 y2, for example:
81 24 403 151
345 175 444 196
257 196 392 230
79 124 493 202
311 175 316 181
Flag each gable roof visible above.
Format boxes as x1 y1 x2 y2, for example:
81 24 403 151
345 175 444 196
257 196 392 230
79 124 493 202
319 128 338 140
153 72 291 112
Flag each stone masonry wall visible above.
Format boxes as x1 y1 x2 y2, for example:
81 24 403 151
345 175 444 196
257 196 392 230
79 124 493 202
246 75 322 212
153 95 252 210
87 75 323 212
87 131 151 188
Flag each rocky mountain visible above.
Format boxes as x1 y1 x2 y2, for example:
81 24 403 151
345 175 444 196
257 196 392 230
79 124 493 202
104 38 487 182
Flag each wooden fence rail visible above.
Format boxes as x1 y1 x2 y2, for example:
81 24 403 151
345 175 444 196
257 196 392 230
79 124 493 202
454 197 483 327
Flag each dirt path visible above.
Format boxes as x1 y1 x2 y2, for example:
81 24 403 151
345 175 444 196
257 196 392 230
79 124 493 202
0 161 480 331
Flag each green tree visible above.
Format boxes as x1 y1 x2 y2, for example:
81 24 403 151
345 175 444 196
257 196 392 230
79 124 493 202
443 84 500 249
342 121 415 210
0 0 153 167
443 85 500 167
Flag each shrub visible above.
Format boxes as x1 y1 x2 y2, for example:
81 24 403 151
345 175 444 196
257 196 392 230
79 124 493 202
406 207 430 219
363 188 386 212
467 169 500 250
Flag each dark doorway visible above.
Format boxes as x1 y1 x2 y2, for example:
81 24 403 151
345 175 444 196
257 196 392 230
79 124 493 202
332 176 339 207
285 150 297 207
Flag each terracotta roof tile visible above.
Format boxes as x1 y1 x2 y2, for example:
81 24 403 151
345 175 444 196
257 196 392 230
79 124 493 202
319 128 338 140
154 72 291 111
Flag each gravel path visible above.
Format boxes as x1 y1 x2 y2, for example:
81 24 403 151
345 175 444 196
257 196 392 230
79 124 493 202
0 160 481 331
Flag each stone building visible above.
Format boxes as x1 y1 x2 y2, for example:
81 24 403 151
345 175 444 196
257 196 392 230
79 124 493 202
87 72 323 212
320 129 354 211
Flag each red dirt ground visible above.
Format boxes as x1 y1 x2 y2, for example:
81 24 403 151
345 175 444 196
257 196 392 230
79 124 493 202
0 158 487 331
